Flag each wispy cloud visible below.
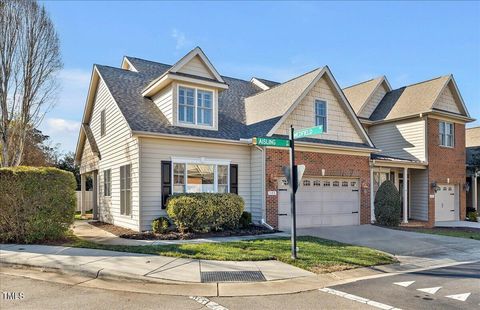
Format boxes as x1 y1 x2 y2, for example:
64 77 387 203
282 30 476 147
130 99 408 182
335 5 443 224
171 28 191 50
45 118 81 133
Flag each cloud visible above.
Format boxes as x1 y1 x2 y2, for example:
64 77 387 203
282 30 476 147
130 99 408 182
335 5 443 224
171 28 191 50
40 118 81 154
45 118 81 133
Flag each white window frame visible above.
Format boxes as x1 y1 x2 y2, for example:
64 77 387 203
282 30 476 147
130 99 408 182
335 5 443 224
103 169 111 197
171 157 230 194
314 99 328 133
177 85 215 127
439 121 454 147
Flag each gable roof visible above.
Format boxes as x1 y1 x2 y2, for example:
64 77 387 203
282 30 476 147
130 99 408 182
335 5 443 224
76 55 377 163
245 67 374 147
343 76 391 115
370 75 470 121
250 77 280 90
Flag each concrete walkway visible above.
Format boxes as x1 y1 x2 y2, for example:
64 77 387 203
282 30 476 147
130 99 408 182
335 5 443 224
435 220 480 228
73 220 289 246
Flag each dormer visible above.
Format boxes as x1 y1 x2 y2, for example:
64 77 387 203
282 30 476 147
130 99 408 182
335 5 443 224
142 47 228 131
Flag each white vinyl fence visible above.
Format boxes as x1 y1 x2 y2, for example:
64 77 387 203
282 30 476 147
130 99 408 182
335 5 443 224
75 191 93 212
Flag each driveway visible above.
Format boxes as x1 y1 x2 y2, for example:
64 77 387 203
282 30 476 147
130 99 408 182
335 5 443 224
298 225 480 262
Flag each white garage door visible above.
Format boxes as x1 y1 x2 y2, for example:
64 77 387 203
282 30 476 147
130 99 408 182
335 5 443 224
278 177 360 231
435 184 457 221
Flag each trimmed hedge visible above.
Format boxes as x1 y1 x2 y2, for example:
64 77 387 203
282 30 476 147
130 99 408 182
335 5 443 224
374 180 401 227
152 216 170 234
0 166 77 243
239 211 252 228
166 193 244 233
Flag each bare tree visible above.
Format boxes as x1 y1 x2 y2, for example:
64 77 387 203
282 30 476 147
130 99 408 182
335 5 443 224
0 0 62 167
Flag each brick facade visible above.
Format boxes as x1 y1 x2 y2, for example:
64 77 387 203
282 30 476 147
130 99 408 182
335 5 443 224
427 117 467 227
265 148 371 228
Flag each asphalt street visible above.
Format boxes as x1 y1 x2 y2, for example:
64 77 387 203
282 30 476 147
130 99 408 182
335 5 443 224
0 273 371 310
330 261 480 310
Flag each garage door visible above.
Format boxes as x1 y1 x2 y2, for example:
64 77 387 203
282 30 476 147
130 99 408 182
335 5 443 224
435 184 457 221
278 177 360 231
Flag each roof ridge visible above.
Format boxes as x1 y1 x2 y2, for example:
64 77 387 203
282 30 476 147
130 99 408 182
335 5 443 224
343 76 383 90
245 67 323 99
253 77 279 84
391 74 450 91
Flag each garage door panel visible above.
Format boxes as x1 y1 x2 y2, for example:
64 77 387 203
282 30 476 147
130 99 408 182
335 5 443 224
278 177 360 230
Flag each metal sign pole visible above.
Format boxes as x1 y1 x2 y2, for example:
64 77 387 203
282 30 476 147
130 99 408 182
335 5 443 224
289 125 297 259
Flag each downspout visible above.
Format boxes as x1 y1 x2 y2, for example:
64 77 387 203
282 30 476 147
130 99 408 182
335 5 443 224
370 159 375 223
255 145 270 228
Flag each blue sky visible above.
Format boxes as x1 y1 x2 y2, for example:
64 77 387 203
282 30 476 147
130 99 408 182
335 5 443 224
39 1 480 153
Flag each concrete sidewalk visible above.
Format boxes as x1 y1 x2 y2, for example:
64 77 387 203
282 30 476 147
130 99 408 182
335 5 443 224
73 220 289 246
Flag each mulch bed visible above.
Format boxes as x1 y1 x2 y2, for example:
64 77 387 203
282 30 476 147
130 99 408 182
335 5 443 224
88 221 277 240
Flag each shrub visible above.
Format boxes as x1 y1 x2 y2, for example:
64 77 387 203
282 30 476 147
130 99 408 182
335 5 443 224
0 166 77 243
467 211 478 222
374 180 401 227
166 193 244 233
239 211 252 228
152 217 170 234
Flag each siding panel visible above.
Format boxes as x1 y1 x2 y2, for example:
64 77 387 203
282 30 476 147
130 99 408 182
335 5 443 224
410 169 429 221
359 84 387 118
434 84 461 114
139 138 259 231
368 118 426 161
177 56 215 79
152 84 173 123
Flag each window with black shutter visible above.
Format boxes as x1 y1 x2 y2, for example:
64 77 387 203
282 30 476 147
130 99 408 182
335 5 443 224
161 161 172 209
229 164 238 194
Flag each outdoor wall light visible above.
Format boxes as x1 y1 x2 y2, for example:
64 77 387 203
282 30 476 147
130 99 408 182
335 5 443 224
431 182 440 193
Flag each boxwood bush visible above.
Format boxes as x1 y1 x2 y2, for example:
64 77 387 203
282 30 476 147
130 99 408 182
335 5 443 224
0 166 77 243
152 216 170 234
374 180 401 226
166 193 244 233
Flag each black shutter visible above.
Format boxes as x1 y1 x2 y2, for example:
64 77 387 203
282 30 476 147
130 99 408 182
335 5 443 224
230 164 238 194
161 161 172 209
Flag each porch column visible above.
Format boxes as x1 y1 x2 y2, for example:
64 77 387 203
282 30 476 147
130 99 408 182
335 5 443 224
403 167 408 224
473 173 478 211
80 174 86 217
92 170 98 220
370 166 375 223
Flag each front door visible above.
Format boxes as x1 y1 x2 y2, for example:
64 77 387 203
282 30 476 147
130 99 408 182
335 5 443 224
435 184 456 221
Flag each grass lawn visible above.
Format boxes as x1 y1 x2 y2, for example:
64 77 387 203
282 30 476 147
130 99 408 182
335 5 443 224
74 210 92 220
65 235 395 273
397 227 480 241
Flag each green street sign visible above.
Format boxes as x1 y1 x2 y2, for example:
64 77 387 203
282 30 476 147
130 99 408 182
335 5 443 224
293 125 323 139
253 137 290 147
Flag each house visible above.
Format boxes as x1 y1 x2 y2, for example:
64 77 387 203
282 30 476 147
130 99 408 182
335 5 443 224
466 127 480 213
343 75 474 226
75 47 473 231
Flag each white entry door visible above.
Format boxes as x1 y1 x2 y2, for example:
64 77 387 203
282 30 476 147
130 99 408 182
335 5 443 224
435 184 456 221
278 177 360 231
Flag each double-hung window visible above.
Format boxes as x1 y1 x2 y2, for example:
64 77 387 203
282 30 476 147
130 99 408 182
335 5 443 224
315 99 327 132
120 164 131 216
178 86 213 126
103 169 111 197
439 121 454 147
172 162 229 194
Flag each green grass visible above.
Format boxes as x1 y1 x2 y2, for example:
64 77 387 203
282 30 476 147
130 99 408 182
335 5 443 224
401 227 480 241
74 210 92 220
65 235 395 273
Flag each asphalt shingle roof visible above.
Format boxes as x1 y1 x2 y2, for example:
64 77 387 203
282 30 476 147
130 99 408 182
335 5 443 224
343 77 384 114
93 57 373 149
253 77 280 88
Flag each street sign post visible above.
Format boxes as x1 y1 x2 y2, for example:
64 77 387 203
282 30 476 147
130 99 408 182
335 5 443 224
253 137 290 147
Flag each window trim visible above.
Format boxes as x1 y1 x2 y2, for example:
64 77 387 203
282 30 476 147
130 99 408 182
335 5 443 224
103 169 111 197
314 99 328 133
171 157 231 194
177 84 215 127
120 164 132 217
439 121 454 148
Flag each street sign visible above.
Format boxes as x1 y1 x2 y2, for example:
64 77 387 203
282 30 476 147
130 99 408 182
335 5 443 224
293 125 323 139
253 137 290 147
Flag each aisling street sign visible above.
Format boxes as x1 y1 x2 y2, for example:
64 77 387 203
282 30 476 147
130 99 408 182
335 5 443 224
293 125 323 139
253 137 290 147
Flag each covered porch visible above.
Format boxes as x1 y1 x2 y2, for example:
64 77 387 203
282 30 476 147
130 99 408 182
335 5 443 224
370 155 428 224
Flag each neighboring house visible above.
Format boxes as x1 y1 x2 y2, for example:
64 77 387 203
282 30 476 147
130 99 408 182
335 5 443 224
344 75 474 226
76 47 473 231
466 127 480 212
75 47 377 232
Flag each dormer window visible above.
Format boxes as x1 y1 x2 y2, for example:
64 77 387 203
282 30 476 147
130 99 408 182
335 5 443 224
178 86 214 126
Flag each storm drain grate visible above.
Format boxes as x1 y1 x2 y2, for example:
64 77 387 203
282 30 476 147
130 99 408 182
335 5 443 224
201 271 266 283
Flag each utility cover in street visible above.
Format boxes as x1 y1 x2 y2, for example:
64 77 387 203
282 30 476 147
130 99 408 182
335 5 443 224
253 137 290 147
293 125 323 139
